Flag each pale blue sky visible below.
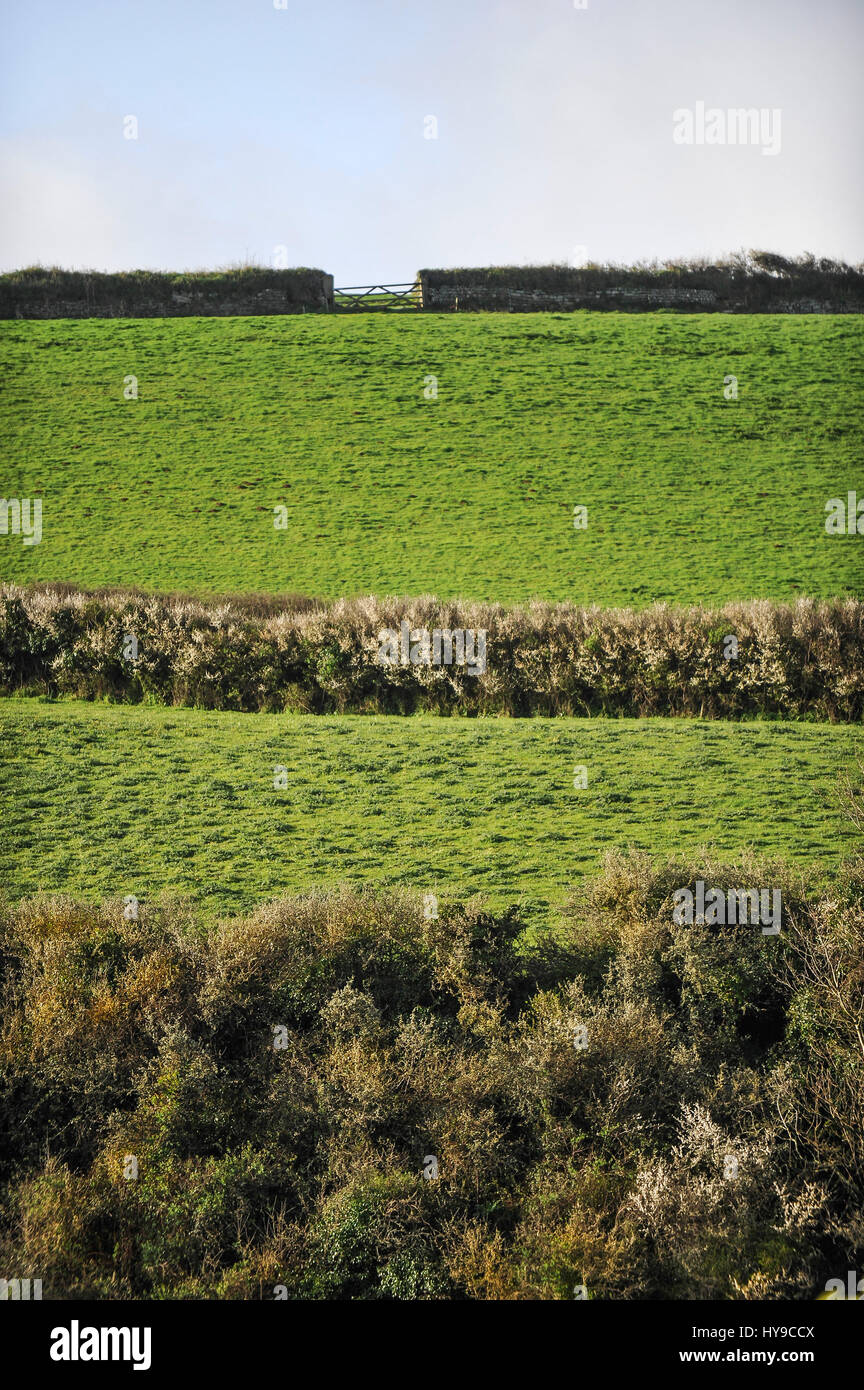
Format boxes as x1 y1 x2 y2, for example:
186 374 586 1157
1 0 862 282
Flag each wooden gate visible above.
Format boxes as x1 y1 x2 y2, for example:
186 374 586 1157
333 281 422 311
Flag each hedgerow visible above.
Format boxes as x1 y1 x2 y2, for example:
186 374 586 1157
1 585 861 720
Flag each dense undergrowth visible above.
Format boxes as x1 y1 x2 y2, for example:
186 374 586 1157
2 587 862 720
1 850 861 1300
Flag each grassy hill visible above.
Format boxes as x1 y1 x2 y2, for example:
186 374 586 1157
1 698 857 919
1 312 861 605
1 305 861 1307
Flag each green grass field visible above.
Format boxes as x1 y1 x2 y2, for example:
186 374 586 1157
1 697 858 919
1 313 861 605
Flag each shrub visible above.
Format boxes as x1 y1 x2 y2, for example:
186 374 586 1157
0 855 861 1298
2 585 861 720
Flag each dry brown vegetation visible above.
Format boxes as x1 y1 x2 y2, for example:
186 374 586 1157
2 585 862 719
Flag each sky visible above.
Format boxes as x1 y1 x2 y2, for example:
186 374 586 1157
1 0 862 283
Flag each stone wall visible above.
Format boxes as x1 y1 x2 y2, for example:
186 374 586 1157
420 282 720 311
4 265 861 319
0 269 335 319
418 267 864 313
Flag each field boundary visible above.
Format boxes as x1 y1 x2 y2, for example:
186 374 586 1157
418 255 864 313
0 267 334 319
2 586 860 720
4 254 863 317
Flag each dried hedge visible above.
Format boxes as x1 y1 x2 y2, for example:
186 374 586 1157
1 585 862 720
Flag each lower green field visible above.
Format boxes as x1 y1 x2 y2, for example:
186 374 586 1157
1 699 858 919
1 312 862 606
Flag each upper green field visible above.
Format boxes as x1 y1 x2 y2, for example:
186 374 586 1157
1 698 858 921
0 313 861 606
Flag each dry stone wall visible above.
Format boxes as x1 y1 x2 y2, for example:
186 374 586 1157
3 265 861 318
0 269 334 319
418 267 864 313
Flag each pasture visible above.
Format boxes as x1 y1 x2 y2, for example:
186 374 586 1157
1 312 861 605
1 697 858 918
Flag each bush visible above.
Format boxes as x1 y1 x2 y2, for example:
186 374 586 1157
2 585 861 720
1 852 861 1298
